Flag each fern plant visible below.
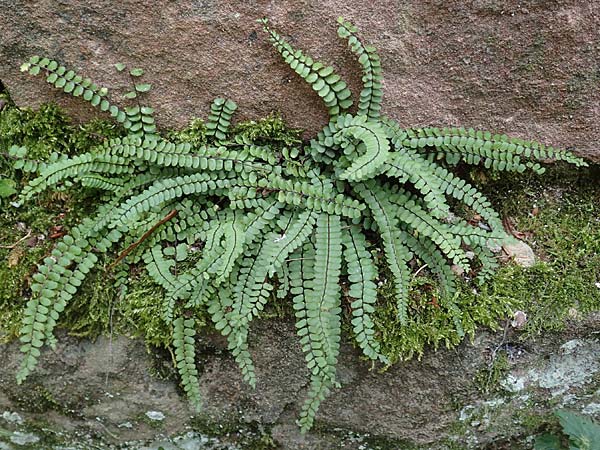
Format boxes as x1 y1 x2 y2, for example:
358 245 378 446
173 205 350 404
12 17 586 431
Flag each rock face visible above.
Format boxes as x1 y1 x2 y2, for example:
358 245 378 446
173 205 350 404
0 1 599 161
0 316 599 449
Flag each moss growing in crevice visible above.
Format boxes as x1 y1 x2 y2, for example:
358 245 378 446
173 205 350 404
0 102 125 161
188 413 279 449
473 164 600 338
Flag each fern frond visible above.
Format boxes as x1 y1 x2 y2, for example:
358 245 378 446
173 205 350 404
17 225 122 384
404 127 587 173
297 213 342 431
354 182 413 323
207 274 257 388
337 18 383 119
430 164 504 230
336 116 390 181
242 173 365 219
173 317 202 411
19 56 146 132
206 98 237 142
19 153 135 201
342 226 387 363
260 19 353 118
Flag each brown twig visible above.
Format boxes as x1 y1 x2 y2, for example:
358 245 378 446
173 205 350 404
106 209 178 271
0 230 33 249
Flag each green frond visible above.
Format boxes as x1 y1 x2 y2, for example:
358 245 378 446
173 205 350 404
243 173 365 219
211 211 246 283
163 224 226 317
208 276 257 388
123 105 158 139
173 317 202 411
17 225 122 384
337 17 383 119
295 214 343 431
79 174 125 191
336 116 390 181
206 98 237 142
342 226 387 363
19 56 157 137
404 126 587 173
261 19 353 118
354 182 413 323
19 153 134 201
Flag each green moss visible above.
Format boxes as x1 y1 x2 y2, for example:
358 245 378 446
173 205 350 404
474 351 510 394
231 114 302 147
476 164 600 337
188 414 278 449
0 102 124 158
167 113 302 149
166 118 208 146
115 273 179 348
374 274 516 364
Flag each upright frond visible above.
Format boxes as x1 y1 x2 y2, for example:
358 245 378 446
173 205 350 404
261 18 353 118
206 98 237 142
337 18 383 119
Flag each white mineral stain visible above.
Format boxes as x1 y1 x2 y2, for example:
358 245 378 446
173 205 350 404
527 338 600 396
10 431 40 445
145 410 166 421
1 411 23 424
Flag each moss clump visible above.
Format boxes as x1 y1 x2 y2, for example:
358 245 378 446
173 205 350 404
475 164 600 337
168 114 302 148
231 114 302 146
166 118 208 146
374 275 517 364
0 102 124 161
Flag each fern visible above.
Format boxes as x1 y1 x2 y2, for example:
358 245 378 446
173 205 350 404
172 317 202 411
12 16 587 432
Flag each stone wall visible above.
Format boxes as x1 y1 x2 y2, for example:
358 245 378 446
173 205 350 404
1 316 599 449
1 1 599 161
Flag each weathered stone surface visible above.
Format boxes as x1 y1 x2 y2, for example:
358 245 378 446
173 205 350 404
502 240 536 267
1 1 599 161
1 315 599 449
